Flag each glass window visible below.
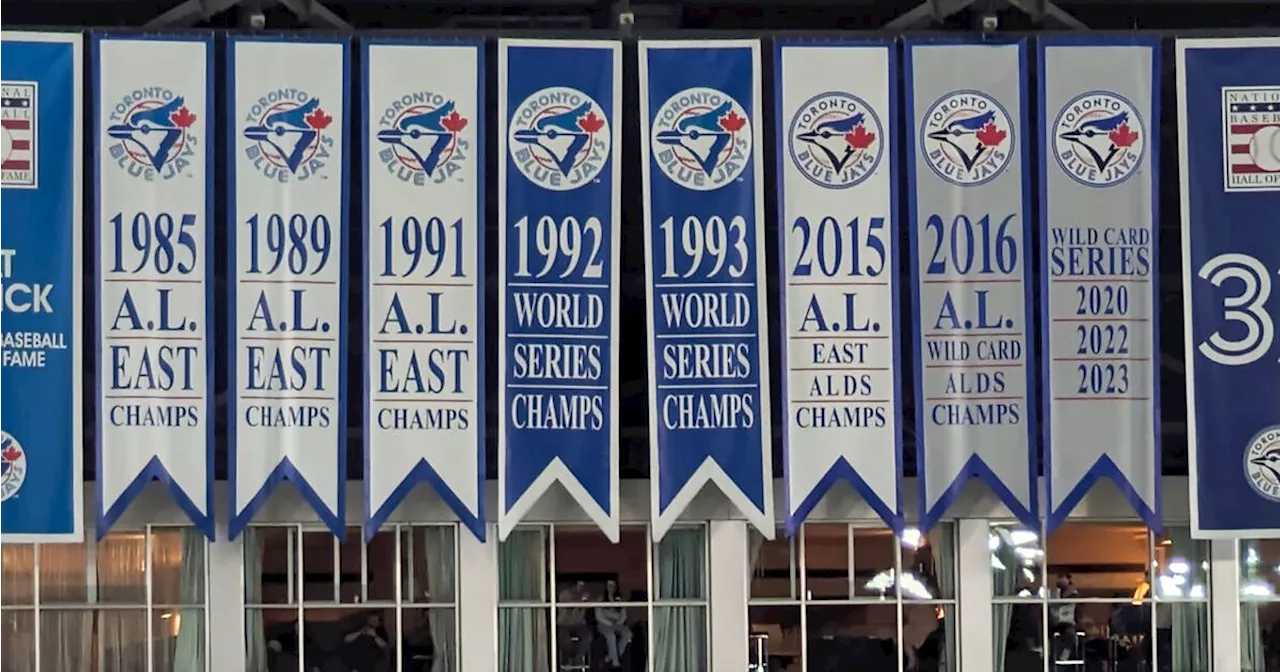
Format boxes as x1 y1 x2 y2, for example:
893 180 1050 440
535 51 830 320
1238 537 1280 671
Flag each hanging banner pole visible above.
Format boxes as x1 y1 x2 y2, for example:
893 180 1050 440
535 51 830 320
1039 37 1161 533
775 40 903 535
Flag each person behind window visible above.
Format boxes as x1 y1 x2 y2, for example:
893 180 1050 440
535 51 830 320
558 580 593 664
342 612 390 672
595 579 633 669
1051 573 1080 663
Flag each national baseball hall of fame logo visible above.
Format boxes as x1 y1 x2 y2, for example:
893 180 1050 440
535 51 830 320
508 86 610 192
105 86 200 182
1245 426 1280 503
788 91 883 190
0 431 28 502
919 89 1013 187
375 91 470 186
1223 86 1280 192
242 88 335 182
1052 91 1145 188
651 86 752 192
1 81 37 188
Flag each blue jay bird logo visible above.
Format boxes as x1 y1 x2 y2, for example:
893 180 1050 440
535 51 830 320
919 91 1013 187
788 92 883 189
376 97 468 183
243 96 333 177
1245 428 1280 502
651 87 751 192
508 86 610 192
105 89 197 180
1052 91 1144 188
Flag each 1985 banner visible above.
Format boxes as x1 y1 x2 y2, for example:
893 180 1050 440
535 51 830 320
95 35 215 538
364 40 485 541
905 39 1037 529
0 32 83 541
640 40 773 540
228 37 350 537
775 41 902 534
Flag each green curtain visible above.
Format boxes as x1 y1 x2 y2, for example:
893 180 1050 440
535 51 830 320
243 529 268 672
1241 541 1268 672
499 528 549 672
173 529 207 671
653 528 707 672
423 526 457 672
1164 528 1209 672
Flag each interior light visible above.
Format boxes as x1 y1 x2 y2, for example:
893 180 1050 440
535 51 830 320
1010 530 1039 546
900 528 923 549
1168 558 1190 576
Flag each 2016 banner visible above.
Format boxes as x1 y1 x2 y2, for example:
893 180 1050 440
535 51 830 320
905 39 1037 530
94 35 215 539
497 39 621 541
640 40 774 540
228 37 351 538
774 41 902 534
363 40 485 541
1178 37 1280 537
0 32 83 541
1040 38 1161 533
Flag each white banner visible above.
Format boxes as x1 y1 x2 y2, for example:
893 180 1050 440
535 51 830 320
364 41 484 541
228 37 350 537
95 36 213 537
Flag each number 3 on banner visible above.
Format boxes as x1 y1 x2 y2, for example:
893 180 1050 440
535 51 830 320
1198 252 1277 366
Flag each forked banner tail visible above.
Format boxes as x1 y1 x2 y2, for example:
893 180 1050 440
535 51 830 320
228 37 351 538
1039 38 1161 533
95 35 215 539
904 39 1038 530
363 41 485 541
640 40 773 541
775 41 903 535
497 40 622 542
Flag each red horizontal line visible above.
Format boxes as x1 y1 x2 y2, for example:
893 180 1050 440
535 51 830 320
2 120 30 130
790 366 889 372
371 339 471 345
240 395 332 401
925 396 1021 401
239 336 333 342
239 279 336 285
1054 396 1151 401
103 394 202 401
924 362 1022 368
11 139 29 150
923 332 1023 338
373 398 473 404
1230 123 1279 134
795 398 890 404
921 278 1021 284
1051 317 1149 323
789 281 890 287
2 160 30 170
1231 164 1278 175
1051 357 1147 362
105 336 202 342
372 282 474 288
103 278 201 284
1050 277 1149 283
790 334 889 340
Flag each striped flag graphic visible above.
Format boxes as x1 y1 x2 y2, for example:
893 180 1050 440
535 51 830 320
1225 92 1280 176
2 82 37 187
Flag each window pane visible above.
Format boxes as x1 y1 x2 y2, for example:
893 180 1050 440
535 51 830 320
1 543 34 605
152 527 205 605
852 528 896 598
301 531 338 602
748 604 801 672
555 525 648 603
806 604 897 672
1157 602 1208 672
1242 602 1276 671
994 602 1043 671
40 610 92 670
1240 539 1280 599
499 606 550 672
246 527 296 605
366 528 396 602
903 524 956 601
1154 527 1208 600
153 607 205 672
0 610 35 672
499 527 547 603
1047 522 1149 599
655 527 705 601
246 607 296 672
403 607 457 671
909 603 955 672
1045 602 1150 669
990 524 1043 598
98 532 147 603
401 525 456 604
302 607 395 671
39 540 88 604
97 609 149 672
803 523 849 600
749 527 794 600
336 527 364 603
653 605 706 672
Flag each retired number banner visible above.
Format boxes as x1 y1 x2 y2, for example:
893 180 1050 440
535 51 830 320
1178 38 1280 537
498 40 621 541
94 36 215 538
228 37 350 538
364 40 485 541
640 40 773 540
0 33 83 541
905 39 1037 530
1039 38 1161 533
775 41 902 534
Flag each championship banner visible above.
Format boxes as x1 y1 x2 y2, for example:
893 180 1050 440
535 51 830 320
640 40 774 540
94 36 215 539
1039 38 1161 533
497 39 621 541
904 39 1037 530
0 32 83 541
1178 38 1280 537
775 41 902 535
228 37 350 538
363 40 485 541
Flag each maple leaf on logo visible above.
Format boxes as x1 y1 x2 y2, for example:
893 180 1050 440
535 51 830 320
2 445 20 462
169 106 196 129
845 125 876 150
440 110 468 133
577 111 605 134
719 110 746 132
305 107 333 131
976 122 1006 147
1109 122 1139 148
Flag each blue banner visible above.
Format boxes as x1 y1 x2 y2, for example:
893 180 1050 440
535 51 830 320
497 39 621 541
640 40 773 540
1178 38 1280 537
0 32 83 541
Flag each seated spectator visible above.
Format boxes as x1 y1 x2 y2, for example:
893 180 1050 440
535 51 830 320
595 580 632 669
341 612 390 672
558 581 593 664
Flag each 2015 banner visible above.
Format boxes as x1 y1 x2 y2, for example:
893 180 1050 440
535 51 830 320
497 39 621 541
905 39 1037 530
94 35 215 539
228 37 351 538
1178 37 1280 537
774 41 902 534
1039 38 1161 533
363 40 485 541
640 40 774 540
0 32 83 541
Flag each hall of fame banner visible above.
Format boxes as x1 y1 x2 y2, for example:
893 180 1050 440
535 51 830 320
363 40 485 541
774 41 903 534
0 32 83 541
1039 38 1161 533
94 35 215 539
1178 38 1280 537
497 40 621 541
228 37 351 538
640 40 773 540
904 39 1038 530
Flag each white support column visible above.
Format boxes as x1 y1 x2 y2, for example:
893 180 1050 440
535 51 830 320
708 520 749 672
957 518 993 672
1211 538 1241 672
460 524 499 672
209 520 246 672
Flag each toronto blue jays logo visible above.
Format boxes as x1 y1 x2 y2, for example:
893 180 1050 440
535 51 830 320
651 87 751 192
788 92 883 189
508 86 610 192
1245 427 1280 502
375 91 470 186
920 90 1013 187
0 431 27 502
1053 91 1144 188
105 87 198 181
242 88 335 182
